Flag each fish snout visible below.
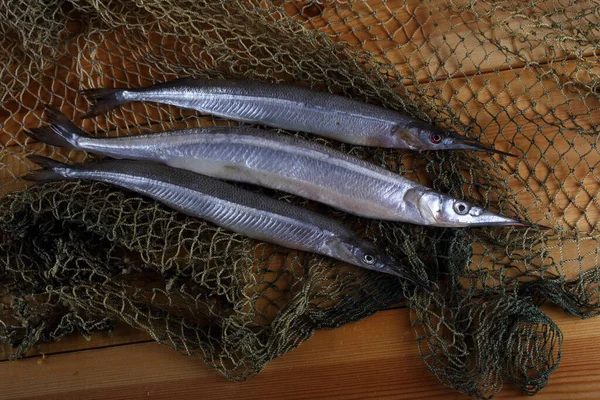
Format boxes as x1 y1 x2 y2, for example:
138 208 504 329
478 210 551 230
453 137 520 158
377 261 432 292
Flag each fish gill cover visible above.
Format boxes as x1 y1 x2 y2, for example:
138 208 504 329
0 0 598 398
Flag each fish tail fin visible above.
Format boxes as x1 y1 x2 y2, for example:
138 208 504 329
23 155 71 183
80 87 127 119
25 105 87 149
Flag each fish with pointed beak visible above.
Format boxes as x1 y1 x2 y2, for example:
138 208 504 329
26 106 539 229
80 78 517 156
23 156 432 291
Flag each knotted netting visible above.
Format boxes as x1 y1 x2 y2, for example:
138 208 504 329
1 1 599 398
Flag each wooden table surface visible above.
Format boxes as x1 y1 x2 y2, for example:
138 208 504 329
1 305 600 400
2 1 600 399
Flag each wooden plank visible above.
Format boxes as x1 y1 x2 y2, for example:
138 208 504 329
0 306 598 399
288 0 599 83
0 3 599 399
0 323 151 362
416 66 600 230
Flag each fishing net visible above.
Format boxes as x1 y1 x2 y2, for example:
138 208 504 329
0 0 598 398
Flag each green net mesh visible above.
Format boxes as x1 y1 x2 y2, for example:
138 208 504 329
1 0 598 398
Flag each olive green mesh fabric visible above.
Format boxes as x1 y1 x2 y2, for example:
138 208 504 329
0 0 598 398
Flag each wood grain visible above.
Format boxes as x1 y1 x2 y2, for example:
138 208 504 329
0 323 151 362
289 0 599 83
1 1 600 399
0 306 599 400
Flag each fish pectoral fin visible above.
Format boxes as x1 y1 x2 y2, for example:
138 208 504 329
392 125 421 148
403 188 424 207
324 237 353 262
404 188 435 222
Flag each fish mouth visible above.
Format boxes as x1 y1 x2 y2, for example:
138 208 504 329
455 138 520 158
401 273 433 292
378 261 433 292
475 212 551 230
492 221 552 230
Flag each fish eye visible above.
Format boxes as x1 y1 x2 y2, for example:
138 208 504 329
453 201 470 215
363 254 376 265
430 133 443 144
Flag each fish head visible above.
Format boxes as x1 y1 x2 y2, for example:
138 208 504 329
405 188 534 228
334 238 431 290
394 120 518 156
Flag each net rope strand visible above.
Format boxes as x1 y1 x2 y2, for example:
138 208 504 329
0 1 598 398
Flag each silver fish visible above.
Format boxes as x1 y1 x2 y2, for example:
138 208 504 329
26 106 535 229
23 156 429 290
80 78 516 156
